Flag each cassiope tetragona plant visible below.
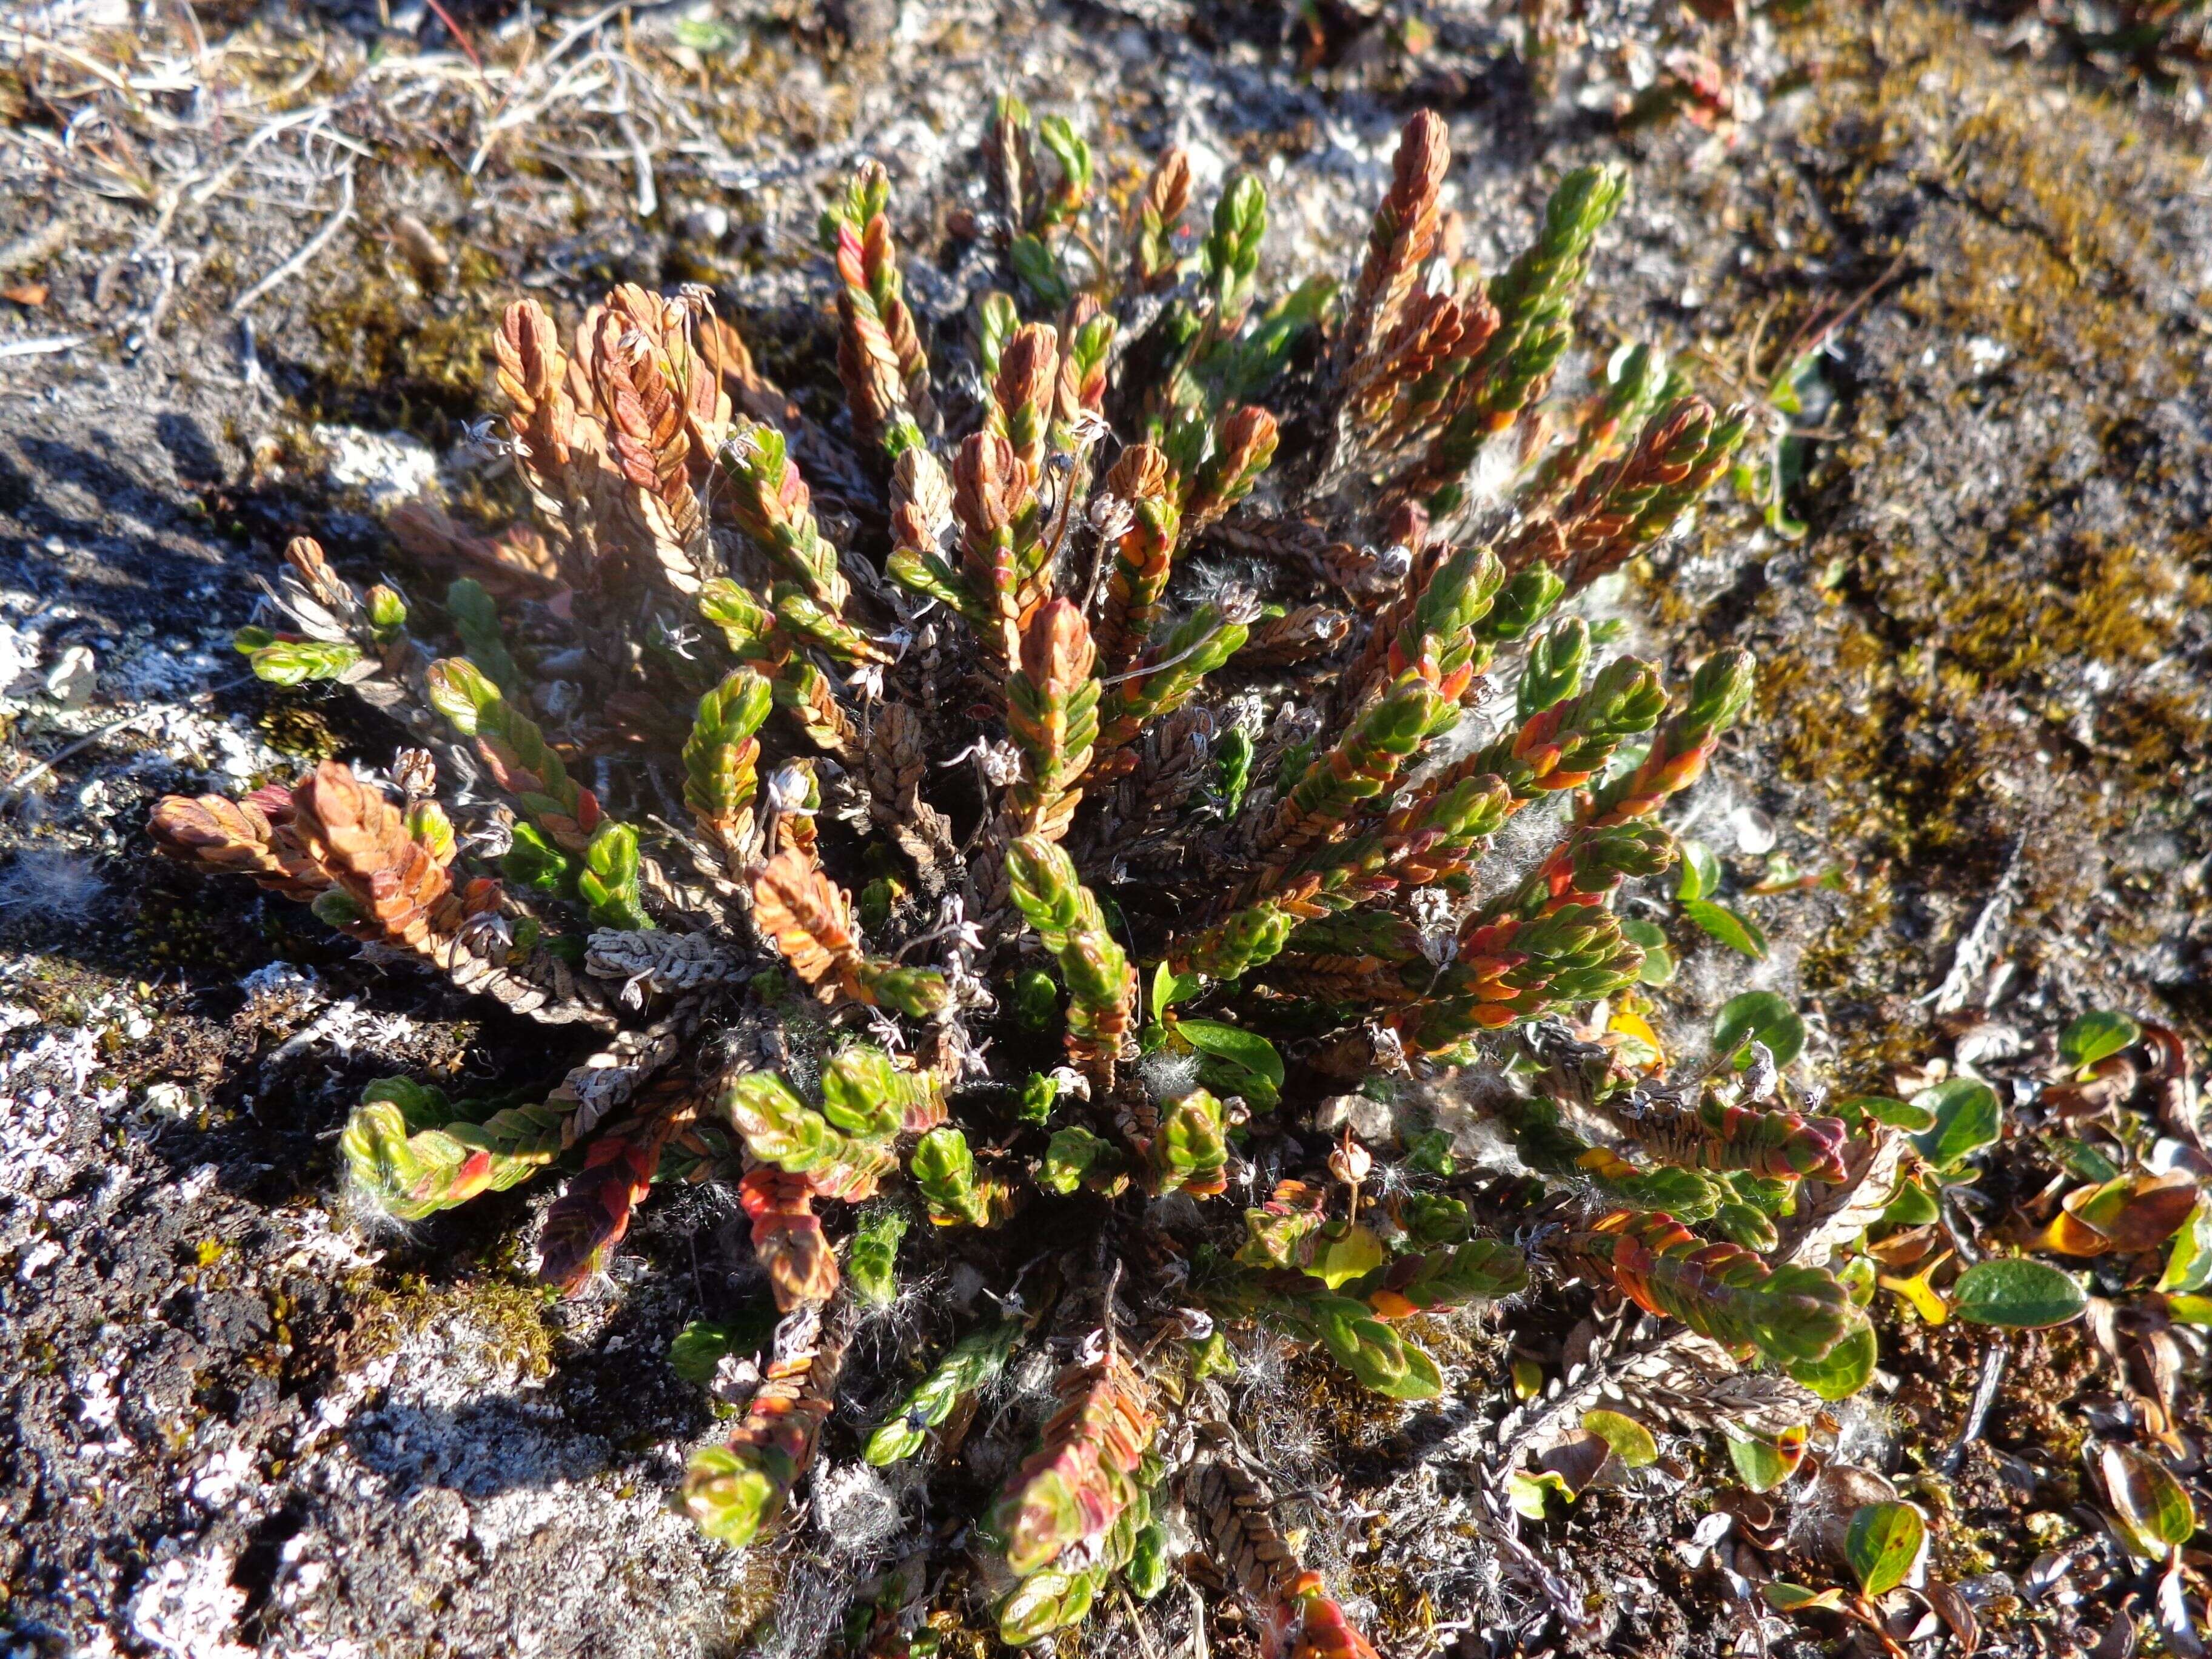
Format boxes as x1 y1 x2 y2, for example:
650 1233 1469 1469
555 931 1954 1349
152 106 1898 1647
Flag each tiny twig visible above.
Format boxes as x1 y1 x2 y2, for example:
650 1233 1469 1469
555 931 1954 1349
1942 1337 2008 1475
0 708 165 814
230 163 355 317
421 0 483 69
1118 1584 1163 1659
615 94 657 219
0 335 87 359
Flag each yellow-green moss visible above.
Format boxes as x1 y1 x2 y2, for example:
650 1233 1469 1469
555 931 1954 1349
347 1271 558 1380
257 699 344 762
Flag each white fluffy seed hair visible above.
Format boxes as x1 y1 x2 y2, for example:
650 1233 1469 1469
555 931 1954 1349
1137 1048 1202 1102
0 848 104 929
809 1462 907 1556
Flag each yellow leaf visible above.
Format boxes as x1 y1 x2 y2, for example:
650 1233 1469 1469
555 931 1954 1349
1307 1223 1386 1290
2026 1210 2114 1258
1879 1249 1954 1326
1605 1009 1666 1070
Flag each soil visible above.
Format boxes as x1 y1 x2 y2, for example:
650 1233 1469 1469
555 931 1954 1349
2 1 2208 1655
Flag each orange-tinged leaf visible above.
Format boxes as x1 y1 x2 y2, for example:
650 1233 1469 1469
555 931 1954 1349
2094 1176 2202 1255
1864 1224 1940 1269
2029 1209 2119 1258
2069 1176 2138 1235
2038 1175 2201 1258
753 848 862 994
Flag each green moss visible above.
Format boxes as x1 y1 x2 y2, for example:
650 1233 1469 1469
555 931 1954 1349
347 1271 557 1380
258 699 344 762
1624 0 2212 1069
304 255 504 435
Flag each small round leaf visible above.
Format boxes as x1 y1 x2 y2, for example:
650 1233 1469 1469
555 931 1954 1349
1174 1019 1285 1089
1681 898 1768 960
1785 1320 1878 1401
1837 1094 1937 1133
1911 1078 2003 1169
1714 991 1805 1068
2159 1202 2212 1295
1675 838 1722 902
2101 1443 2196 1557
1845 1501 1925 1599
1727 1424 1808 1493
2060 1010 2140 1071
1582 1409 1660 1469
1763 1582 1847 1614
1950 1258 2087 1329
1620 918 1677 987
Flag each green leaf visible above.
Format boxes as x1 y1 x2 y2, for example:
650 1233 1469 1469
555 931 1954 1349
674 14 742 52
250 638 366 685
1845 1501 1925 1599
1949 1258 2086 1329
2168 1294 2212 1326
671 1310 775 1387
848 1208 909 1307
996 1566 1098 1644
1383 1340 1444 1401
1399 1192 1472 1247
1010 233 1073 309
361 1076 455 1132
1127 1520 1171 1601
1041 1126 1116 1195
2057 1138 2123 1184
1018 1071 1059 1127
2060 1010 2140 1071
1148 960 1203 1017
1711 1200 1779 1251
502 820 572 893
1681 898 1766 959
1911 1078 2003 1169
1581 1410 1659 1469
1880 1175 1940 1227
2102 1444 2196 1557
1837 1094 1936 1133
1174 1019 1284 1090
2159 1202 2212 1295
578 821 651 931
1675 838 1721 901
1304 1224 1385 1290
1727 1428 1804 1493
1786 1319 1878 1400
1620 917 1677 987
1762 1583 1846 1614
1713 991 1805 1068
1188 1328 1236 1381
310 888 366 929
1013 968 1059 1031
1404 1129 1456 1176
1309 1295 1441 1399
1507 1469 1576 1520
1838 1255 1877 1306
